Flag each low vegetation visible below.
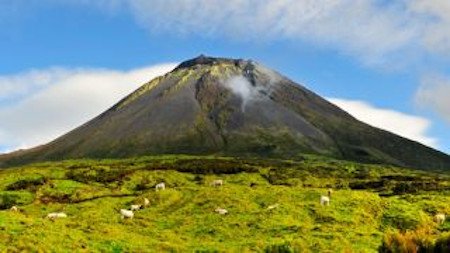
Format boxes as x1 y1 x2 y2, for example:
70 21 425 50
0 155 449 252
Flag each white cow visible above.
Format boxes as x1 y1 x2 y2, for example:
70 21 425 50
320 196 330 206
144 198 150 207
120 209 134 219
155 183 166 191
434 213 446 225
211 180 224 187
130 205 142 211
215 208 228 215
47 212 67 220
10 206 18 212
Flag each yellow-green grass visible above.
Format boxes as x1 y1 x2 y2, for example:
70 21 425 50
0 155 449 252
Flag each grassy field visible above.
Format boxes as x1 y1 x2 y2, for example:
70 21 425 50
0 155 450 252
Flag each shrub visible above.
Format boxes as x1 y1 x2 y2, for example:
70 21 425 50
193 175 204 185
381 204 426 231
349 180 385 190
379 229 446 253
261 169 290 186
392 182 417 195
194 250 219 253
379 230 420 253
142 159 258 174
6 177 46 191
66 168 131 184
39 192 72 204
264 242 294 253
135 175 152 191
354 168 374 179
433 234 450 252
0 193 19 209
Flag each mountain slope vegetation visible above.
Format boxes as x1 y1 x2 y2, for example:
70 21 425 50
1 56 449 170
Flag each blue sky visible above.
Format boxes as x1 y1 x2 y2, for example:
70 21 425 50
0 0 450 154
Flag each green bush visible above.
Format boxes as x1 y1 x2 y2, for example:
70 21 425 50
0 192 19 209
264 243 294 253
382 212 422 231
6 177 46 191
433 234 450 252
194 249 219 253
392 182 417 195
143 159 258 174
66 168 131 184
381 201 427 231
349 180 385 190
379 230 450 253
134 175 153 191
39 191 72 204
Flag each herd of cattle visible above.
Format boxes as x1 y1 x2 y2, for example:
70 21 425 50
6 180 447 225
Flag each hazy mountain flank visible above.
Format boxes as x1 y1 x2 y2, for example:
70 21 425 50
1 56 449 170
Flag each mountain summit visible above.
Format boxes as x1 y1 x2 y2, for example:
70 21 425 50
1 55 450 169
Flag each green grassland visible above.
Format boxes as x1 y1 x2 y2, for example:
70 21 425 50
1 155 450 252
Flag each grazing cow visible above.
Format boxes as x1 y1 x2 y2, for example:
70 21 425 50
47 212 67 220
327 188 333 197
434 213 446 225
130 205 142 211
155 183 165 191
144 198 150 207
211 180 224 187
215 208 228 215
320 196 330 206
120 209 134 219
267 204 279 210
10 206 18 212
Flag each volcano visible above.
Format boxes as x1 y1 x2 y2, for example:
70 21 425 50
1 56 450 170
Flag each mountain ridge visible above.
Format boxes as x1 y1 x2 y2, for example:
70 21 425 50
1 55 449 170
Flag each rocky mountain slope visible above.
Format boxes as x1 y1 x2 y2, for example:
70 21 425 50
1 56 449 170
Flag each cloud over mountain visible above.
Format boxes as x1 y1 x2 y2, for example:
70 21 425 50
329 98 437 148
415 74 450 124
0 64 176 152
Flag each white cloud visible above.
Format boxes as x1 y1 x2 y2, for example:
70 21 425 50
224 76 255 109
407 0 450 55
415 74 450 124
328 98 437 147
6 1 450 64
124 0 417 64
223 75 269 111
61 0 447 65
0 63 176 153
0 68 71 101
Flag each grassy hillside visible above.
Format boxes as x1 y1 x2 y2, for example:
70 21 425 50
1 155 450 252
